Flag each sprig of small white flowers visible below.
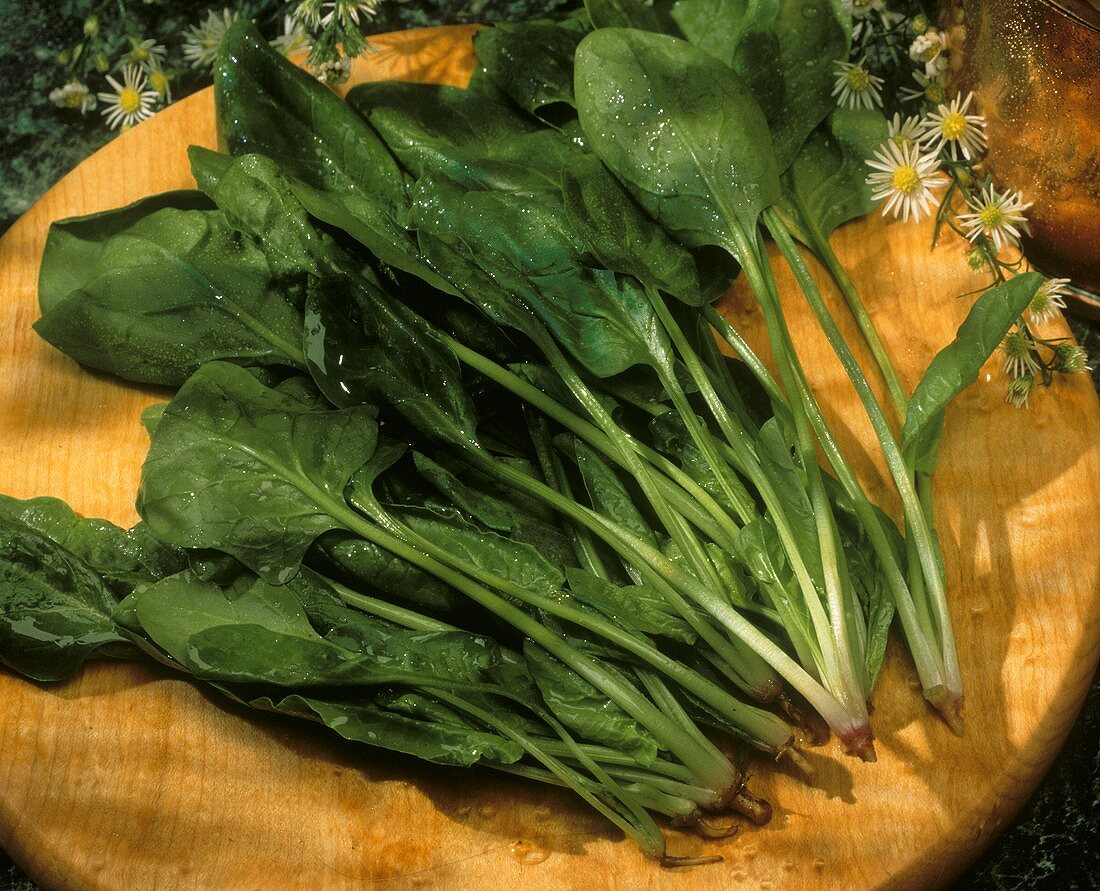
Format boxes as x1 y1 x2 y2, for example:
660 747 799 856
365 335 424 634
845 3 1089 406
48 2 389 132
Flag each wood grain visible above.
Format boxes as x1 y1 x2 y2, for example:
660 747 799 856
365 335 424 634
1 24 1098 891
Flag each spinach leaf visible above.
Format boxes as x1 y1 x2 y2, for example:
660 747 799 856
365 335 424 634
137 361 378 584
672 0 849 169
472 22 583 117
188 148 327 277
779 108 889 244
135 571 504 688
0 517 131 681
564 567 696 644
308 533 466 614
560 154 710 306
574 27 781 248
524 641 659 765
303 274 482 448
569 438 659 552
214 21 455 294
34 203 306 386
37 190 213 313
902 273 1042 473
412 452 516 534
346 82 576 194
265 693 524 766
397 510 567 598
0 495 185 597
585 0 668 30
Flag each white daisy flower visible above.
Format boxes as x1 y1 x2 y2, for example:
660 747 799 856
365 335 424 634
865 140 945 223
921 92 987 161
1001 329 1038 380
901 70 948 105
958 183 1033 250
97 65 158 130
146 59 173 104
49 80 96 114
888 112 923 151
124 37 167 68
832 60 884 110
183 8 239 70
321 0 382 28
273 14 312 58
1028 277 1071 324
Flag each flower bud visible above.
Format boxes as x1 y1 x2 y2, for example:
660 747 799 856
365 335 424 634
83 15 99 38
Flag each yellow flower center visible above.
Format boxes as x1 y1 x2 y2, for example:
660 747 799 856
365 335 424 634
846 68 870 92
941 111 968 140
891 134 913 150
891 165 921 195
151 71 168 95
926 82 946 104
63 90 85 109
978 204 1004 230
118 87 142 115
132 47 149 62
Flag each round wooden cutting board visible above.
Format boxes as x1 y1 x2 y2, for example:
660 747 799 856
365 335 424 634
1 24 1098 891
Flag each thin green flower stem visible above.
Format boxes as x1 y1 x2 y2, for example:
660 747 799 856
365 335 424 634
347 487 795 754
319 490 737 795
764 209 960 711
442 332 746 548
431 691 668 858
728 223 869 727
761 206 959 708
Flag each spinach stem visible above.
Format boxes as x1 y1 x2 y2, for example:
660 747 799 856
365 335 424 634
764 208 962 722
320 488 739 795
728 224 871 751
346 485 796 754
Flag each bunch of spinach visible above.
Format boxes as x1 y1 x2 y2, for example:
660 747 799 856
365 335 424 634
1 5 1032 861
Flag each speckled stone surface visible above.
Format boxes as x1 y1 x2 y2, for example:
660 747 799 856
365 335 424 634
0 1 1096 888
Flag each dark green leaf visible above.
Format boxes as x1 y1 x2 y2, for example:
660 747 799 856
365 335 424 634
902 273 1042 473
524 641 659 764
137 362 378 584
575 28 781 247
779 108 889 244
34 203 306 386
565 567 696 643
37 190 213 314
473 23 583 116
0 517 129 681
214 21 455 294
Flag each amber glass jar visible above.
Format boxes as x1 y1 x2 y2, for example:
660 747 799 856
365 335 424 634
942 0 1100 295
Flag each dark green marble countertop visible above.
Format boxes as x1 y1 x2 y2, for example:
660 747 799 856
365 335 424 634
0 1 1096 888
